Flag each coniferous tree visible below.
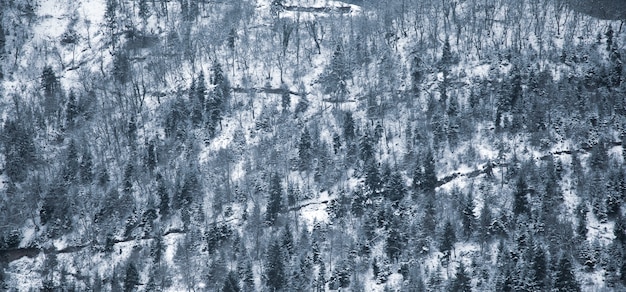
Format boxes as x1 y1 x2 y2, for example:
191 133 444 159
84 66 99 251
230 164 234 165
421 150 437 195
98 165 110 187
332 133 341 154
606 170 625 219
298 128 312 171
478 204 493 245
447 93 459 117
621 257 626 287
422 199 438 235
42 66 59 99
614 215 626 244
281 83 290 111
138 0 150 22
440 221 456 258
113 51 131 84
351 189 367 218
343 112 355 141
65 90 79 129
448 262 471 292
124 263 140 292
321 44 351 97
104 0 118 33
222 271 241 292
157 174 169 218
386 220 406 261
210 62 230 110
62 140 79 183
41 66 63 122
144 140 157 172
189 76 201 126
461 193 476 239
440 38 453 69
176 170 200 210
2 120 35 182
266 174 283 225
365 160 381 195
359 131 375 163
531 244 547 290
281 224 294 256
513 176 529 216
606 25 614 51
123 163 134 194
576 205 588 240
589 141 608 171
266 241 285 291
554 256 580 292
206 63 226 135
0 20 5 56
80 148 94 184
428 266 444 291
239 259 254 292
410 56 423 92
384 170 405 204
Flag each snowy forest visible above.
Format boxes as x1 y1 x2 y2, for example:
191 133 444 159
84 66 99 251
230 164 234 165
0 0 625 291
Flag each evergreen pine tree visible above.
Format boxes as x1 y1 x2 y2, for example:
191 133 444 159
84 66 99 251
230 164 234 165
176 170 200 210
359 131 375 163
66 90 79 129
422 199 438 235
385 221 406 261
124 263 140 292
365 160 381 195
282 224 294 256
576 205 588 240
113 51 130 84
332 133 342 155
621 257 626 286
531 244 547 290
239 259 254 292
614 215 626 244
440 221 456 257
266 174 283 225
351 189 366 218
411 56 423 92
222 271 241 292
422 150 437 195
513 176 529 216
384 170 406 204
42 66 59 98
123 163 134 194
266 241 285 291
62 140 79 183
207 62 230 135
144 140 157 172
80 148 94 184
138 0 150 22
448 262 471 292
189 75 202 126
343 111 355 141
157 174 169 218
0 20 5 56
321 44 351 97
554 256 580 292
461 193 476 239
298 128 312 171
281 83 290 111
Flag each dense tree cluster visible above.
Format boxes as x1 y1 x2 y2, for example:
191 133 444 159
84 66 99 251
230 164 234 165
0 0 625 291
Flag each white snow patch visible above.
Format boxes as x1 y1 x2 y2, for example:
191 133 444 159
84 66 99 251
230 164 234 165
299 202 329 229
19 222 36 248
6 253 46 291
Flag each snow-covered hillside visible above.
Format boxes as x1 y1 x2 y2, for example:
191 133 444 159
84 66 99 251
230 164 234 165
1 0 625 291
